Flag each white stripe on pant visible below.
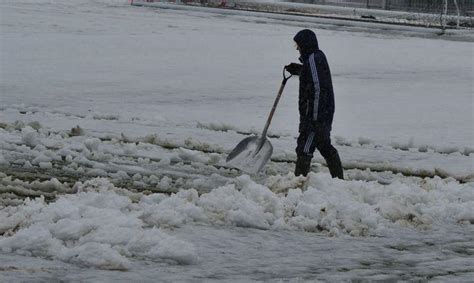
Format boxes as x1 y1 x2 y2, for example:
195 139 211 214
304 131 315 154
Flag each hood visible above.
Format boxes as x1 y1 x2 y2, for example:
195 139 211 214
293 29 319 56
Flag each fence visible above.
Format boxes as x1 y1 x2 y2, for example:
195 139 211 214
132 0 474 28
288 0 474 16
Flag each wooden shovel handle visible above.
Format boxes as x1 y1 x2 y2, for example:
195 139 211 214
257 68 292 150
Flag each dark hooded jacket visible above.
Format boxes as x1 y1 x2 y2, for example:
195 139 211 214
293 29 335 131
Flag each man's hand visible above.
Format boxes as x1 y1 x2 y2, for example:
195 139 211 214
285 63 302 76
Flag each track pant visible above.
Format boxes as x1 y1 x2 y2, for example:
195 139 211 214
295 125 343 179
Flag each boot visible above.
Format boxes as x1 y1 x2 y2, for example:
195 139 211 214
295 155 312 177
325 151 344 179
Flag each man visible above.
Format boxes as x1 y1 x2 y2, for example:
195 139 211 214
285 29 343 179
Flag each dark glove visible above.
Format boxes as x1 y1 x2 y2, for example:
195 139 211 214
285 63 302 76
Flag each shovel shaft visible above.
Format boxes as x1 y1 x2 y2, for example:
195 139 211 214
260 80 287 139
256 68 292 152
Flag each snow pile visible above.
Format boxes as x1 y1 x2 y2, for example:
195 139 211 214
0 176 73 200
141 174 473 236
196 121 238 133
1 174 472 269
177 147 220 164
0 179 198 270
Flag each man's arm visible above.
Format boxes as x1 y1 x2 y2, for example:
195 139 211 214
285 63 303 76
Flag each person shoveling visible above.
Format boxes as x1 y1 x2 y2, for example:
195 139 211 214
227 29 343 179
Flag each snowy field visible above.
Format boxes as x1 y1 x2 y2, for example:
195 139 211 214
1 0 473 281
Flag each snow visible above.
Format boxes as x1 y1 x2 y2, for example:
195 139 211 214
1 175 473 277
0 0 473 281
0 178 199 270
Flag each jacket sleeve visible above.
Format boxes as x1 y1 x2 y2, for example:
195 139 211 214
308 53 321 122
298 62 314 127
316 52 335 124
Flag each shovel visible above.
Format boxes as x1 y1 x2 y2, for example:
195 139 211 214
226 67 292 174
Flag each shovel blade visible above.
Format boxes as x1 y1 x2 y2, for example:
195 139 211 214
226 136 273 174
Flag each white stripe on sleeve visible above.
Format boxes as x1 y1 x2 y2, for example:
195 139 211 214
308 53 320 121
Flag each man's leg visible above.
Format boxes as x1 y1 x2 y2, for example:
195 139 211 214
295 126 344 179
295 131 314 176
314 127 344 179
323 147 344 179
295 155 312 176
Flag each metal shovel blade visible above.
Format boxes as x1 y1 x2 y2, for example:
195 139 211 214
226 136 273 174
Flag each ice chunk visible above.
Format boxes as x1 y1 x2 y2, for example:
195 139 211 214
39 162 53 169
32 153 53 165
84 138 101 152
21 126 39 147
63 242 130 270
0 153 9 166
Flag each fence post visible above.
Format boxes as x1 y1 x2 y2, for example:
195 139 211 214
453 0 461 27
440 0 448 33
